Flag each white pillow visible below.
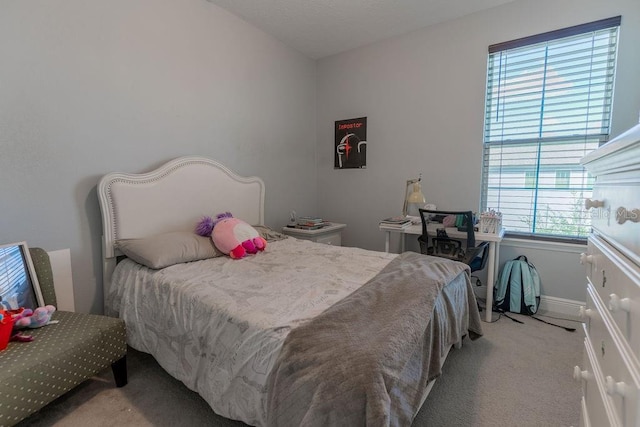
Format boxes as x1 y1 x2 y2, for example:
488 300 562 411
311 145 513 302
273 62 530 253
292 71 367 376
116 231 221 269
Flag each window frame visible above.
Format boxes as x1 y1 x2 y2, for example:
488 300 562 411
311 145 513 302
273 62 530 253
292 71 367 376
480 16 621 242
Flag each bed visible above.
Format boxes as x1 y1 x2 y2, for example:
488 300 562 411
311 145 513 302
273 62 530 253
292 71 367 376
97 156 483 426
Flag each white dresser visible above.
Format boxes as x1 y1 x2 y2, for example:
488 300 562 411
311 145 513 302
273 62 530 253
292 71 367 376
577 123 640 427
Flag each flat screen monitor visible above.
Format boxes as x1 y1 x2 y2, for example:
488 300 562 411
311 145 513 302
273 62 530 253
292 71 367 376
0 241 44 310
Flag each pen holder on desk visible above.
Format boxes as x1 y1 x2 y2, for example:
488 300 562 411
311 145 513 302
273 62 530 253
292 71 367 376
480 211 502 234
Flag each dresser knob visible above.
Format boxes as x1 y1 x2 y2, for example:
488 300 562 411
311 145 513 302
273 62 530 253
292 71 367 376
605 376 628 397
585 198 605 209
616 207 640 224
573 366 590 382
608 293 631 312
578 306 593 320
579 253 594 265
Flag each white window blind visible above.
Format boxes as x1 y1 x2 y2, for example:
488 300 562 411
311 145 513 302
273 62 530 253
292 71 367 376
0 245 27 301
481 17 620 240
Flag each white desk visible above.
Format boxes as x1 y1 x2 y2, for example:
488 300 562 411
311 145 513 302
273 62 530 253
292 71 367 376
380 223 505 322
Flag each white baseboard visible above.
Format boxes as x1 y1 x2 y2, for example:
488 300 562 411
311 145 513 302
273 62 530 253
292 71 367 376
537 295 583 321
473 285 583 321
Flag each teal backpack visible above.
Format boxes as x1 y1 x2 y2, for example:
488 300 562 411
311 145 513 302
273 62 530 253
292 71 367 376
493 256 575 331
494 255 540 315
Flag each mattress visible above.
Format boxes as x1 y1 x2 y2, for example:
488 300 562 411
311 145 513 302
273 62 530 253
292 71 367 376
107 237 471 426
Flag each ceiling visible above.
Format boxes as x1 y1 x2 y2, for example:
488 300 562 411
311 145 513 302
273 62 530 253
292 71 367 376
206 0 518 59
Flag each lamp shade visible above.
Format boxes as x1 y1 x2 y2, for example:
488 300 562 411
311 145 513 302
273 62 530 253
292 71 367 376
407 182 426 204
402 176 426 217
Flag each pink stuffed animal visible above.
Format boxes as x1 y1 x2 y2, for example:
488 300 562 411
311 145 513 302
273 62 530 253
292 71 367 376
196 212 267 259
14 305 56 329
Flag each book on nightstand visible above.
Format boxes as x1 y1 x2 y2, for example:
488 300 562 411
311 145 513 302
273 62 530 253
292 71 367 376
297 216 323 223
285 217 333 230
294 223 327 230
379 216 411 229
295 216 327 229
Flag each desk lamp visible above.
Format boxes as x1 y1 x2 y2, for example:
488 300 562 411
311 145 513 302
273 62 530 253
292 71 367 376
402 174 426 217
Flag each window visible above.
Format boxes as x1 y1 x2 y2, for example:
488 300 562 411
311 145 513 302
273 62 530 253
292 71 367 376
524 171 536 188
0 244 34 308
555 170 570 189
0 245 27 299
480 17 620 240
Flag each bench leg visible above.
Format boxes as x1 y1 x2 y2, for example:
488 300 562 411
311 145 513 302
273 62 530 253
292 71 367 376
111 356 128 387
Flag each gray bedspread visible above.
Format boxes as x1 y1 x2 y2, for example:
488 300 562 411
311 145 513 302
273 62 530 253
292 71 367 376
266 252 483 427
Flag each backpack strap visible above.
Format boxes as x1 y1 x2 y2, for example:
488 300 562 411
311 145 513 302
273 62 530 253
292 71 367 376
530 315 576 332
500 310 525 324
520 260 539 315
494 261 514 307
526 263 541 314
509 261 523 312
495 309 577 331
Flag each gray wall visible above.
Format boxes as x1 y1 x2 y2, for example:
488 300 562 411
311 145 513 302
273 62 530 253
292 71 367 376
316 0 640 303
3 0 639 313
0 0 317 313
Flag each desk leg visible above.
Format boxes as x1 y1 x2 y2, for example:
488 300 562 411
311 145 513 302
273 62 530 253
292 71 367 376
384 231 390 253
494 241 500 283
485 241 497 322
400 233 405 253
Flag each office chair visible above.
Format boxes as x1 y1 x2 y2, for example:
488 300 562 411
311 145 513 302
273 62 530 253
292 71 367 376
417 209 490 282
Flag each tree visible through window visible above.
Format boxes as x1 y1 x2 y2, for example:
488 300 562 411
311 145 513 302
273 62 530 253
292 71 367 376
480 17 620 239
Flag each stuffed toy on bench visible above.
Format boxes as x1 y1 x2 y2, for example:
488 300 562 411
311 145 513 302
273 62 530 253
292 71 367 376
13 305 56 329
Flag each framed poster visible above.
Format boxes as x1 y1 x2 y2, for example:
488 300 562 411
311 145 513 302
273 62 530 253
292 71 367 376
335 117 367 169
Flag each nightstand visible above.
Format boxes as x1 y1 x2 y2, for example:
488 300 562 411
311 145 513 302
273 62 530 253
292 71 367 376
281 223 346 246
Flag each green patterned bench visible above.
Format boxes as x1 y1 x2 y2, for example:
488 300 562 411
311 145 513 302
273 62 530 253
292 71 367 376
0 248 127 427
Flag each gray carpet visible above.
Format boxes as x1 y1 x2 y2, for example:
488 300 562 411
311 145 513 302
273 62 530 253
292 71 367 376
17 312 583 427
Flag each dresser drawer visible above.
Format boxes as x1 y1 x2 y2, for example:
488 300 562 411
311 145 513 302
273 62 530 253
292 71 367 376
585 284 640 426
580 396 590 427
580 121 640 427
589 177 640 264
315 232 341 246
579 331 621 426
587 237 622 319
581 244 596 283
588 235 640 358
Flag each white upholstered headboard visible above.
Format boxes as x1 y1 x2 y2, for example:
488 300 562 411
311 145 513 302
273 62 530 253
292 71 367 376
97 156 265 302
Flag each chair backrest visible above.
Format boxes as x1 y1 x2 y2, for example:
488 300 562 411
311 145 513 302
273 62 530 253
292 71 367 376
418 209 491 272
418 209 475 248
